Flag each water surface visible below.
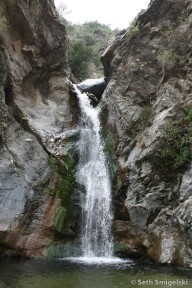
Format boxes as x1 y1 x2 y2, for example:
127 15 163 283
0 258 191 288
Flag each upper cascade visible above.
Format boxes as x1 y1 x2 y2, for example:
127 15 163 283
77 78 106 103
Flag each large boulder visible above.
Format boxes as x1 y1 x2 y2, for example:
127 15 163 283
77 78 106 102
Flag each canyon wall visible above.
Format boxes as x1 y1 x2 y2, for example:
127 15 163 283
101 0 192 267
0 0 78 257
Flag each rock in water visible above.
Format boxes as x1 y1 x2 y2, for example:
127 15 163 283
77 78 106 102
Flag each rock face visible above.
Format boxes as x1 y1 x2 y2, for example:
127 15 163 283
0 0 79 257
101 0 192 267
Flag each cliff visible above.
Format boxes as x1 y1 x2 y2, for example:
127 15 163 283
101 0 192 267
0 0 78 257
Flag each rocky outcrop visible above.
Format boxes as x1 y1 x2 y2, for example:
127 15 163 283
77 78 106 103
0 0 79 257
101 0 192 267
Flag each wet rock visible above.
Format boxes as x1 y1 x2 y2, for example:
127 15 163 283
46 240 82 258
114 220 147 257
77 78 106 102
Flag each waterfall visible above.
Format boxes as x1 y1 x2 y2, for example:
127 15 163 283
74 85 114 258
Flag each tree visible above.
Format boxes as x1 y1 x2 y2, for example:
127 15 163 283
69 41 94 80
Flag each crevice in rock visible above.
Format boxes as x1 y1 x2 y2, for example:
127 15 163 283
4 76 13 107
146 208 161 226
12 104 51 156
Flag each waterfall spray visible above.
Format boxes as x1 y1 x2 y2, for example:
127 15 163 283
74 85 114 258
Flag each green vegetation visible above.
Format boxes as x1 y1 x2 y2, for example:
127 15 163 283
49 141 77 235
0 16 8 28
57 153 76 206
47 243 66 258
53 206 68 234
69 41 95 80
127 25 139 36
152 108 192 173
47 241 80 258
102 126 118 193
139 106 153 129
102 126 128 194
49 152 76 207
156 48 180 89
103 129 116 158
58 16 118 79
114 241 129 256
157 49 179 68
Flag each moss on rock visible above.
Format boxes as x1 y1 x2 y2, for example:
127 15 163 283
102 126 118 194
53 205 68 234
46 240 81 258
48 137 78 236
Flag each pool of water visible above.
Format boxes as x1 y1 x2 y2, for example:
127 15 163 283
0 258 191 288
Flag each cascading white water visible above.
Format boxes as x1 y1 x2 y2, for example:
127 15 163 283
74 85 114 258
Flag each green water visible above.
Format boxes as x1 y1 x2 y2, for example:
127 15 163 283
0 258 191 288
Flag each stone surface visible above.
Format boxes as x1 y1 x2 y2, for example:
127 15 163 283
0 0 78 257
77 78 106 102
114 220 147 257
180 165 192 201
101 0 192 266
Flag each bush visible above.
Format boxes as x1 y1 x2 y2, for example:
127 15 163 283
157 49 179 68
139 106 153 129
127 25 139 36
152 108 192 173
156 48 180 90
61 19 117 79
69 41 94 80
0 16 8 28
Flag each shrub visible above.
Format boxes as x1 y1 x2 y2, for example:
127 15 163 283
156 49 180 89
69 41 94 80
0 16 8 28
139 106 153 129
61 19 117 79
151 108 192 173
127 25 139 36
157 49 179 68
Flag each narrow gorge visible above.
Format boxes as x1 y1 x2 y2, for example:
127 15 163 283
0 0 192 274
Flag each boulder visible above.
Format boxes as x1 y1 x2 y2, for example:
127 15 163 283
77 78 106 102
